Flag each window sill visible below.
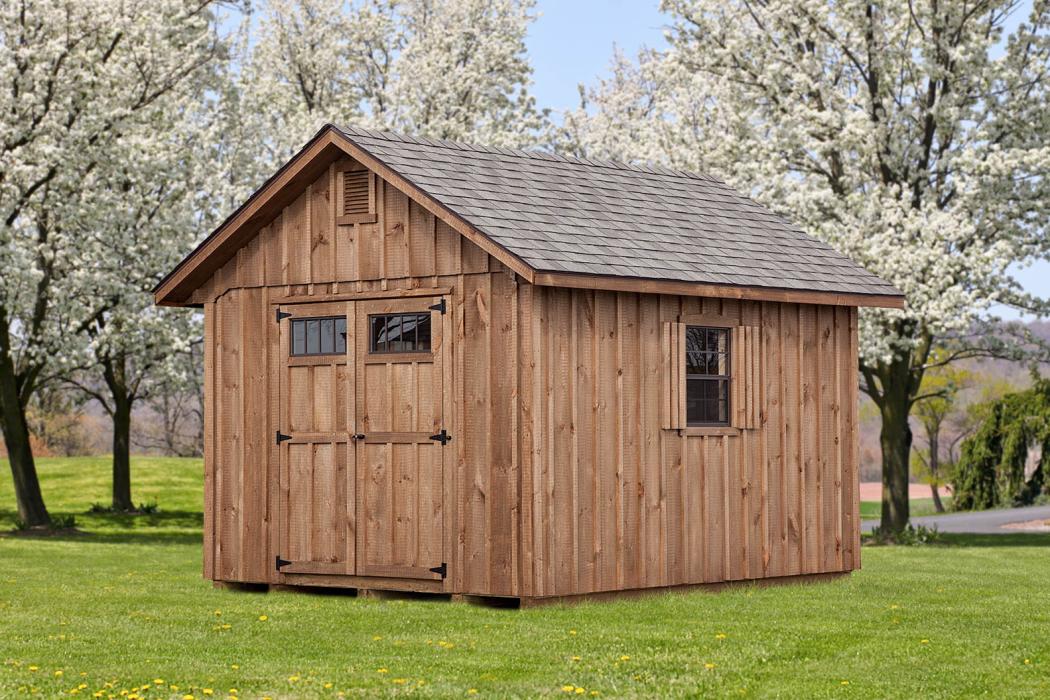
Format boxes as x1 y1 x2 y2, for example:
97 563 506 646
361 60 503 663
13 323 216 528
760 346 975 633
679 426 741 437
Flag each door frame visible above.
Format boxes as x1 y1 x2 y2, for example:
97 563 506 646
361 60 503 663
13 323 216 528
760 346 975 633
271 290 454 590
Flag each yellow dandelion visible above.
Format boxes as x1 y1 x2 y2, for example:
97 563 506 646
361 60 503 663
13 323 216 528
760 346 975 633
619 655 630 662
377 668 389 674
258 615 268 622
562 685 575 692
203 690 213 696
590 693 599 697
841 680 849 686
571 656 581 662
569 630 577 636
221 624 231 630
214 610 222 616
229 665 239 670
373 635 382 641
93 693 103 699
228 689 238 695
468 690 478 695
920 639 929 644
170 685 180 691
153 680 164 685
575 688 585 695
183 695 195 700
324 682 333 689
1024 659 1031 665
393 679 407 685
715 633 727 640
705 663 716 670
55 671 64 677
287 675 300 683
29 666 39 672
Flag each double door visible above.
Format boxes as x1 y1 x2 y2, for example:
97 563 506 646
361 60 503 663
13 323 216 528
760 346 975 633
275 296 447 581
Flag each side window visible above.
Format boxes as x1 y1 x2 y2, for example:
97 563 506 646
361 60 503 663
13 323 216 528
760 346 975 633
685 326 730 425
290 317 347 356
369 313 432 353
664 319 759 431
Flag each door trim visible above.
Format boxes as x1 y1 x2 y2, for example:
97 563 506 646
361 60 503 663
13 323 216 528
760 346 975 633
272 287 452 305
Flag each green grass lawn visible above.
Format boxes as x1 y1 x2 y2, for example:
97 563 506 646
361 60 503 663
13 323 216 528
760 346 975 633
859 497 951 520
2 457 1049 699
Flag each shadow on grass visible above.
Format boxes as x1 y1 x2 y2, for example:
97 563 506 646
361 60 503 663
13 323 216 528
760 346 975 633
0 509 202 546
939 532 1050 548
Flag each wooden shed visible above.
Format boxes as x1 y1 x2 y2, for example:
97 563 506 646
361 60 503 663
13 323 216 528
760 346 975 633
155 124 904 604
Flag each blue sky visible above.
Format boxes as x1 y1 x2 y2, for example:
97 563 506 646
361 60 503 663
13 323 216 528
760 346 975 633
525 0 1048 319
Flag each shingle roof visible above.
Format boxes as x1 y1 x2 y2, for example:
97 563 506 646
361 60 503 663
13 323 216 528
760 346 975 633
337 125 901 298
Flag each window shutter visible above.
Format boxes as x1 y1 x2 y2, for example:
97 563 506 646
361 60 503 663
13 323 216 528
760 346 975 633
662 321 686 429
730 325 760 429
337 168 376 224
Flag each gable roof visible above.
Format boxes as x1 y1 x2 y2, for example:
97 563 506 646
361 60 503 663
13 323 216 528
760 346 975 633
155 124 904 307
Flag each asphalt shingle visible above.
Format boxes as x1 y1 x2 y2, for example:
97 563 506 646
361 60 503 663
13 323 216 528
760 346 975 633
338 125 901 298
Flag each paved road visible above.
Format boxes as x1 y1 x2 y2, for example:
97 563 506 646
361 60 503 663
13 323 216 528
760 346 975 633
861 504 1050 534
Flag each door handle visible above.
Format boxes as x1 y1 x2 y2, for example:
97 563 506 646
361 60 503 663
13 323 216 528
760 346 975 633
351 433 366 441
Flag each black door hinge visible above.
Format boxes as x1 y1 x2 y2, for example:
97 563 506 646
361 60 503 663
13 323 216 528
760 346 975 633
276 430 292 444
429 562 447 579
276 555 291 570
429 429 451 445
276 309 292 323
428 298 446 315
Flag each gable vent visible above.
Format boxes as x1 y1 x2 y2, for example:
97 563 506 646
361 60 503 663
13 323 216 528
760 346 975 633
343 170 371 216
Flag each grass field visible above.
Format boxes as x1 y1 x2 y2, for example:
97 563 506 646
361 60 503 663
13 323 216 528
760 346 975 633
858 497 950 520
2 457 1049 699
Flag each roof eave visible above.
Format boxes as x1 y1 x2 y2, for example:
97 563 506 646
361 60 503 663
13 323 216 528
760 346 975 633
532 270 905 309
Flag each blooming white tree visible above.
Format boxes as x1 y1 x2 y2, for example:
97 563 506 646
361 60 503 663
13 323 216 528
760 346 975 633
230 0 547 190
66 111 216 511
0 0 228 527
563 0 1050 534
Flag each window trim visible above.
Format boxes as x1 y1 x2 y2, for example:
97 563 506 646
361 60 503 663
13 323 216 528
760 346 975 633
685 325 732 427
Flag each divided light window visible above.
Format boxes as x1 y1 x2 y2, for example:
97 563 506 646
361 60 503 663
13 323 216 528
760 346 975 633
686 326 730 425
291 317 347 356
369 313 432 353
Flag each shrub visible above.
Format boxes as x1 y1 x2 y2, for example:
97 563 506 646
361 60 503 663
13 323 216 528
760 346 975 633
953 378 1050 510
868 523 941 546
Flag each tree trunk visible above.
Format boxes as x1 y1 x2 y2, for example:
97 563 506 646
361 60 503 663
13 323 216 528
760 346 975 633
111 393 133 511
101 351 135 512
928 430 945 513
930 483 945 513
0 365 50 527
878 372 913 535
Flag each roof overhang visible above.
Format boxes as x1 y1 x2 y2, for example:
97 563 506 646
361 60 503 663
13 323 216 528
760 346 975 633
154 124 906 310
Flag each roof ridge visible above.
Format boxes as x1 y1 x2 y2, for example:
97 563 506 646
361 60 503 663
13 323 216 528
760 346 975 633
335 123 721 183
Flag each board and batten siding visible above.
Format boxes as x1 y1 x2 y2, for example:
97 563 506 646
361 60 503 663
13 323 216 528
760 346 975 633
198 152 860 599
516 288 860 599
200 159 520 592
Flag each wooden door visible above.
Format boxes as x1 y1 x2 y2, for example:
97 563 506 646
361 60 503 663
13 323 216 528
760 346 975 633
276 301 355 575
354 297 448 581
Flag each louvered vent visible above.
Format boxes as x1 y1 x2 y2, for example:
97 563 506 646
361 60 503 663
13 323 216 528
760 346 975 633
342 170 371 216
